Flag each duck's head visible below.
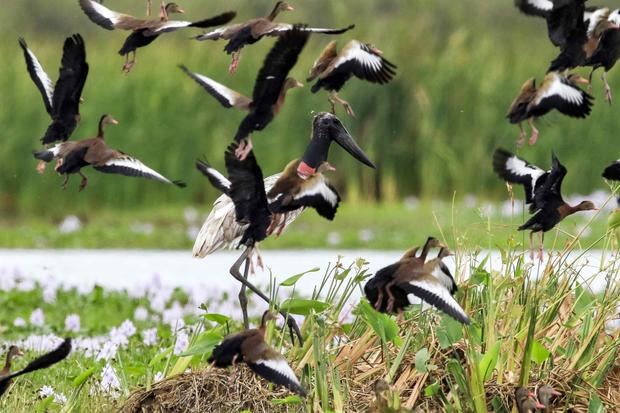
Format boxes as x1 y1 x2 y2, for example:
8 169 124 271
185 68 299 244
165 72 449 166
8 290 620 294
567 73 590 85
576 200 598 212
317 161 336 173
7 346 24 360
365 43 383 56
274 1 295 13
165 2 185 15
261 310 278 326
437 247 454 258
283 77 304 91
101 114 119 127
537 385 561 406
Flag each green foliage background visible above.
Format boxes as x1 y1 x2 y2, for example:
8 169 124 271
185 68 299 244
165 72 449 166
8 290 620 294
1 0 617 217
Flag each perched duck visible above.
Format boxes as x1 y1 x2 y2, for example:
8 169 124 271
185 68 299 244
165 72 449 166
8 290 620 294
216 26 309 160
0 346 24 396
194 1 354 74
0 339 71 398
493 148 597 260
365 246 470 324
515 387 545 413
307 40 397 117
18 34 88 145
33 114 186 191
209 311 306 396
506 72 592 146
364 237 441 312
602 158 620 181
537 385 562 412
78 0 236 72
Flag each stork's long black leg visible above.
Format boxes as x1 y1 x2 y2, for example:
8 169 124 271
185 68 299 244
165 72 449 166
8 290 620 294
238 256 250 329
229 248 303 345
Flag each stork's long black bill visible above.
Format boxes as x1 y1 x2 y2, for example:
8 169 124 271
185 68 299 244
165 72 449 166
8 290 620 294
331 122 376 168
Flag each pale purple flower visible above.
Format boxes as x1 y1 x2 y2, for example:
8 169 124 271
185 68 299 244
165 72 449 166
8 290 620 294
54 392 67 404
77 283 94 295
96 341 118 361
13 317 26 327
42 285 57 303
327 232 342 246
153 371 164 383
118 320 136 338
17 279 36 292
100 364 121 393
109 328 129 348
358 229 375 243
170 318 185 333
74 337 102 358
64 314 81 333
173 330 189 355
184 207 198 223
30 308 45 327
58 215 82 234
500 199 524 217
39 385 55 398
20 334 63 352
162 302 184 326
142 328 158 346
403 196 419 211
133 307 148 321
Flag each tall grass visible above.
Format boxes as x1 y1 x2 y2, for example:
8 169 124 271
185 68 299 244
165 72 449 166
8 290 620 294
1 0 618 216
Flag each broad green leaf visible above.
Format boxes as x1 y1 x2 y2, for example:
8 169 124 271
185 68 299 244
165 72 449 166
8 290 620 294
478 341 500 382
280 298 329 315
72 367 95 387
424 381 440 397
437 315 464 349
357 300 400 345
181 330 223 356
415 347 430 373
280 267 320 287
202 313 231 325
35 396 54 413
169 356 192 377
531 340 551 364
588 394 604 413
273 395 303 405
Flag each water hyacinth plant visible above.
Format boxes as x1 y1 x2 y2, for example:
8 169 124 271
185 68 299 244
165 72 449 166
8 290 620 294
0 210 619 412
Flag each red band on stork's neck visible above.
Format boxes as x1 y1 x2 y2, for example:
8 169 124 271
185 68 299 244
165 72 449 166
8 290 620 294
296 161 316 179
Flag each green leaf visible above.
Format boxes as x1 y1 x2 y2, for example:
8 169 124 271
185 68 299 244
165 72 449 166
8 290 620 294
424 381 440 397
280 298 329 315
280 267 320 287
415 347 430 373
437 315 464 349
334 268 351 281
148 348 172 368
202 313 231 325
531 340 551 364
72 367 96 387
181 331 223 356
478 341 500 382
273 395 303 405
588 394 604 413
357 300 400 345
35 396 54 413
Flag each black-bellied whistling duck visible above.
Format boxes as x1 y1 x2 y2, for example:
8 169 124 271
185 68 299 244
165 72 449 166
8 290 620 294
209 311 306 396
506 71 592 146
33 114 186 191
537 385 562 412
178 62 303 125
364 246 470 324
515 0 585 48
602 159 620 181
584 10 620 104
78 0 235 73
364 237 441 312
18 34 88 145
548 5 620 73
0 346 24 396
0 339 71 398
194 112 374 330
493 148 597 260
230 25 308 160
515 387 545 413
307 40 397 117
194 1 354 74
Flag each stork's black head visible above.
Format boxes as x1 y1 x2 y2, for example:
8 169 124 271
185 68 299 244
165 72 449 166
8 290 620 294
300 112 375 172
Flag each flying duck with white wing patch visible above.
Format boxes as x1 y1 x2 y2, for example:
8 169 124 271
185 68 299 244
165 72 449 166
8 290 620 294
33 115 185 191
18 34 88 145
307 40 397 116
506 71 592 146
193 1 354 74
78 0 236 73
